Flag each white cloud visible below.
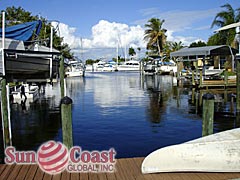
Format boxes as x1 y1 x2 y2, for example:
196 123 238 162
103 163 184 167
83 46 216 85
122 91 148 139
51 22 81 49
52 20 147 60
53 6 219 60
166 30 204 46
136 7 220 45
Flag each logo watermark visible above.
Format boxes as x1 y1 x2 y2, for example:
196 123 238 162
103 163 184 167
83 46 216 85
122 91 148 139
4 141 116 174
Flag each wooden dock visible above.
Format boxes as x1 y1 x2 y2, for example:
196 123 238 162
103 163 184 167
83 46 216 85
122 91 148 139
1 157 240 180
199 79 236 89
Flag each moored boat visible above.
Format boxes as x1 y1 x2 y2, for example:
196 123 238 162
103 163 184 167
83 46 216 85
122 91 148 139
0 21 61 82
12 83 39 100
117 60 140 71
65 60 85 77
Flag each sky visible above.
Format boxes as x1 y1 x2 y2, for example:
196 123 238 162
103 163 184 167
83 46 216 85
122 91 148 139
0 0 240 60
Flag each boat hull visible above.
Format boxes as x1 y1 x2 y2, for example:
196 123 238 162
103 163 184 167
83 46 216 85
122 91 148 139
142 128 240 174
5 54 59 81
117 66 140 71
66 70 84 77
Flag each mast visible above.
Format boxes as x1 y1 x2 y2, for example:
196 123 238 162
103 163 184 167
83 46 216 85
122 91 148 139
116 40 119 66
124 45 127 62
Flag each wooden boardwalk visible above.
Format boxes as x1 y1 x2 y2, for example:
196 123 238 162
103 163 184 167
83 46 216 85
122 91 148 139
1 157 240 180
198 79 236 89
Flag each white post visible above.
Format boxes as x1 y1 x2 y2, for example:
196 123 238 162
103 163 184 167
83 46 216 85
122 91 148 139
2 11 5 76
80 37 83 60
64 78 67 97
237 26 240 55
50 26 53 78
6 84 12 146
116 41 119 67
124 45 127 62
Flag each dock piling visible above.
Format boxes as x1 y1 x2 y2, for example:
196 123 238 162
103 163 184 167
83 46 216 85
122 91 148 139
236 56 240 111
61 96 73 149
60 56 65 98
224 70 228 87
202 93 214 136
1 78 11 147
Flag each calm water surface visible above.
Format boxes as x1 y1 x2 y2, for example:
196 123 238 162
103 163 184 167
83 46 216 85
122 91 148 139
1 72 239 160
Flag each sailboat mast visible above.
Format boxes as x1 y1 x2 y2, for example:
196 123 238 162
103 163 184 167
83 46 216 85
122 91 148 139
124 45 127 62
116 41 119 66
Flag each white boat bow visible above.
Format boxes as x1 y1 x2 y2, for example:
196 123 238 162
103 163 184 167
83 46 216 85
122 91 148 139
142 128 240 174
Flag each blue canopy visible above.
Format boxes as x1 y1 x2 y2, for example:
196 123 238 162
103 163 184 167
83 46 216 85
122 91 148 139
0 20 42 42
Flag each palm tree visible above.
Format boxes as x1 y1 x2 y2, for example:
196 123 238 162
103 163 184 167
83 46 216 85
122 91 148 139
128 47 136 57
171 41 184 51
144 18 167 56
210 3 240 46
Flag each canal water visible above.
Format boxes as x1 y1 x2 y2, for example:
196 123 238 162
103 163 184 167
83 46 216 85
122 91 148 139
1 72 239 161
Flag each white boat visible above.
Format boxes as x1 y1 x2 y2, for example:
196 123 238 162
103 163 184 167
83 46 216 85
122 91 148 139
102 63 115 72
117 60 140 71
1 21 61 81
65 60 85 77
143 61 157 75
12 84 39 100
202 66 224 76
85 64 94 72
92 61 106 72
158 60 177 75
186 66 224 79
142 128 240 174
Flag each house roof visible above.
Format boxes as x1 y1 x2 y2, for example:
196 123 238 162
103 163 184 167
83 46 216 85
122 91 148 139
170 45 238 57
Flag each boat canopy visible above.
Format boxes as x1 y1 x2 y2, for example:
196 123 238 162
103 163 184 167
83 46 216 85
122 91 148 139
214 22 240 32
0 20 42 42
170 45 238 58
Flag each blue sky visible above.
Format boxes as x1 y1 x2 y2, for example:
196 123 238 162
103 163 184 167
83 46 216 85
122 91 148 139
1 0 240 59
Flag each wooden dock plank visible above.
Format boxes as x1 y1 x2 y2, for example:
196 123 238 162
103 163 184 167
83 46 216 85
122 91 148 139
24 164 38 180
221 172 240 179
15 165 31 180
6 164 22 180
0 164 6 175
126 158 148 180
105 172 117 180
60 170 70 180
33 166 44 180
52 172 61 180
88 172 99 180
116 158 136 180
114 159 129 180
42 172 53 180
79 173 89 180
1 158 240 180
0 164 16 180
97 172 107 180
70 172 80 180
132 157 155 180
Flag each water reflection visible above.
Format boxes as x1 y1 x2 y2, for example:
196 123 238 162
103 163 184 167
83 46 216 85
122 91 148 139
1 72 239 160
10 85 61 151
189 88 240 132
143 75 163 124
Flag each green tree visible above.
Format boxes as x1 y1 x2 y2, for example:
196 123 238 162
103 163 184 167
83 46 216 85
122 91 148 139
171 41 184 51
144 18 167 56
128 47 136 57
189 40 207 47
208 3 240 46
